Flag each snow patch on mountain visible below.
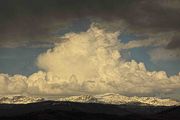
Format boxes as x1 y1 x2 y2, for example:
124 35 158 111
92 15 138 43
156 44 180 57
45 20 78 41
0 93 179 106
59 95 98 103
59 93 180 106
0 96 44 104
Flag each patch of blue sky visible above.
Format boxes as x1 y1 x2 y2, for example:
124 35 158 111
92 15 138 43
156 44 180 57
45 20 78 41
119 33 180 76
0 47 48 76
119 33 147 43
152 60 180 76
129 47 180 76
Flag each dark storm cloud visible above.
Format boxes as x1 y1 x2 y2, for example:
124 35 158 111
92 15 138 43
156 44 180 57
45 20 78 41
166 36 180 49
0 0 134 47
124 0 180 32
123 0 180 50
0 0 180 49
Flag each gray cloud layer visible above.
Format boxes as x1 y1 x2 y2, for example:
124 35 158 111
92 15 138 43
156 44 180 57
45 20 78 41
0 0 180 50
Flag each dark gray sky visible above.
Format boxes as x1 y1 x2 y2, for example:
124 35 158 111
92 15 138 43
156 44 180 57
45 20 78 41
0 0 180 48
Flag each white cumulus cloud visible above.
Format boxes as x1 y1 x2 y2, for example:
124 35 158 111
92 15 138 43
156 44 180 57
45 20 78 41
0 24 180 100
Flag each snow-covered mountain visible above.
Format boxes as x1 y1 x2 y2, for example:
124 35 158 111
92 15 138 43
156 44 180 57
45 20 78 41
59 93 180 106
0 93 179 106
59 95 98 103
0 96 44 104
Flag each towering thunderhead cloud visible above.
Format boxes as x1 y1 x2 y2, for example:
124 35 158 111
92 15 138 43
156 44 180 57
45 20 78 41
0 25 180 100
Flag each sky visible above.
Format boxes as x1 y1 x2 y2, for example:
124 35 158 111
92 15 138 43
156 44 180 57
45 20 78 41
0 0 180 99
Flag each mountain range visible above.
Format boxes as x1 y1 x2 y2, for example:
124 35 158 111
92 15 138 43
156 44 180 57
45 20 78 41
0 93 179 106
